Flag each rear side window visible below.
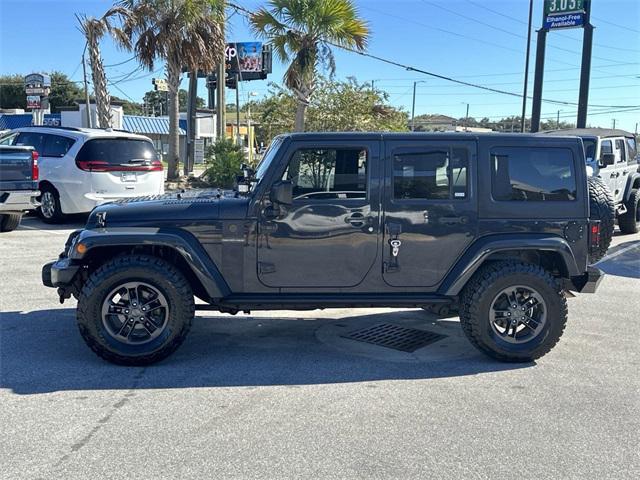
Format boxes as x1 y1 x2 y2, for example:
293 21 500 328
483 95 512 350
42 135 75 157
76 138 158 166
626 137 637 161
491 147 576 202
15 132 46 153
393 146 469 200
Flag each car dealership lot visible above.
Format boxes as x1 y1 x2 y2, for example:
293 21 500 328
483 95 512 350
1 215 639 480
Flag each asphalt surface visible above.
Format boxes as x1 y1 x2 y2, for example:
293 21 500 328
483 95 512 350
1 215 639 480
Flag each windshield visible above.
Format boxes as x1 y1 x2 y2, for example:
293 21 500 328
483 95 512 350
254 136 284 185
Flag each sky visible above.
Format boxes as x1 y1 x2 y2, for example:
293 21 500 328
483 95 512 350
0 0 639 131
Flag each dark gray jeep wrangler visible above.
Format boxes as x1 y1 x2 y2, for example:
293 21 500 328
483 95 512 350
43 133 604 365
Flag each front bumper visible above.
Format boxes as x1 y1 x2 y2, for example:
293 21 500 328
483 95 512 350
42 257 80 288
570 266 604 294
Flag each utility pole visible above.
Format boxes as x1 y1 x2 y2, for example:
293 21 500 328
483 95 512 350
577 0 593 128
464 103 470 131
521 0 534 133
216 63 226 140
81 45 92 128
612 119 616 129
410 80 426 131
411 81 417 131
235 73 241 147
557 110 560 129
186 71 198 176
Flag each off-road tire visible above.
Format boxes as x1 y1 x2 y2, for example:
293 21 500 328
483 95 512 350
618 188 639 234
460 261 568 362
37 185 66 224
77 254 195 366
0 213 22 232
587 176 615 262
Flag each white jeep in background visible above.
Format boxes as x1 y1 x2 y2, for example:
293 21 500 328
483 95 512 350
543 128 640 260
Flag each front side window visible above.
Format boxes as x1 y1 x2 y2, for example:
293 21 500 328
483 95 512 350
393 146 469 200
491 147 577 202
15 132 46 153
283 147 368 200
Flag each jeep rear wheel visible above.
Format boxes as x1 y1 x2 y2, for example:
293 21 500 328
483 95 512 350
77 254 195 365
460 262 568 362
587 176 615 262
618 188 640 234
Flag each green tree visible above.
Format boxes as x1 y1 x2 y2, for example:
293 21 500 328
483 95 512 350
202 138 244 188
118 0 225 180
251 0 369 131
250 78 407 145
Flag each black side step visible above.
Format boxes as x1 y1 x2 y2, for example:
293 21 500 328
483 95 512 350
196 293 453 311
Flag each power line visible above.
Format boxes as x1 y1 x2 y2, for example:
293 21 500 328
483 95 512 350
228 2 639 110
592 16 640 35
104 57 137 68
464 0 640 54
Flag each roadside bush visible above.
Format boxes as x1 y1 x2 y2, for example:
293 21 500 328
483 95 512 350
202 138 245 188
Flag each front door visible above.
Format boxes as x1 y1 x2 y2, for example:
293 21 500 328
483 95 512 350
257 139 380 288
382 139 477 288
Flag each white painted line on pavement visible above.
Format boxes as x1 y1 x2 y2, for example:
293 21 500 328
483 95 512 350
596 242 640 265
17 224 68 235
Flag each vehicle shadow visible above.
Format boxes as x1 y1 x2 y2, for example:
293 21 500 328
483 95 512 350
597 240 640 280
0 308 530 395
20 212 87 231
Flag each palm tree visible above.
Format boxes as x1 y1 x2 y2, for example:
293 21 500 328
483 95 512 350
76 8 130 128
250 0 369 132
117 0 225 180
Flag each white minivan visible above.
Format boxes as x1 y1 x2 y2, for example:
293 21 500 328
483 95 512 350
0 127 165 222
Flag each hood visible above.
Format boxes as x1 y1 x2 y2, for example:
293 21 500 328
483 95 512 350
87 189 248 228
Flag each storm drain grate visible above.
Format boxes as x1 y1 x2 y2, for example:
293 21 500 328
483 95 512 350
341 323 447 352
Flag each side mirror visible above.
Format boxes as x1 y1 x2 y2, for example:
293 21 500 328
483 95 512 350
600 153 615 167
269 180 292 206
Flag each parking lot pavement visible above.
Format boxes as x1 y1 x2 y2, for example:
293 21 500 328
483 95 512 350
1 217 639 479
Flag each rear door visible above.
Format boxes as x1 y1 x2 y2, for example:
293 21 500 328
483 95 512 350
382 138 477 288
74 138 164 197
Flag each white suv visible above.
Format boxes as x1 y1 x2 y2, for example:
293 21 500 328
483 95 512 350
0 127 164 223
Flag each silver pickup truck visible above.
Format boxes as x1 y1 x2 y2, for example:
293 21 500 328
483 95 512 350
0 145 40 232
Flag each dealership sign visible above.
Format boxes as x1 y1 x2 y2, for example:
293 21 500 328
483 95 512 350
24 73 51 111
544 0 586 30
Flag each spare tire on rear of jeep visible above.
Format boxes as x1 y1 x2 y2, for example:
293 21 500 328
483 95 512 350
587 176 615 263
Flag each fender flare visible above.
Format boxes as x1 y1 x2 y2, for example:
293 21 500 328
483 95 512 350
439 234 580 296
623 172 640 202
69 227 230 300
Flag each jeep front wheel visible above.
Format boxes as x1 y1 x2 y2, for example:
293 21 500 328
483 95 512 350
77 254 195 365
460 262 568 362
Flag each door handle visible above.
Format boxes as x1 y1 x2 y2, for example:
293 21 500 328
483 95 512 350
610 172 617 178
439 215 468 225
345 213 370 227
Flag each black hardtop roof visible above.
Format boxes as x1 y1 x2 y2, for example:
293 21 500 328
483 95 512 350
541 127 635 139
282 131 577 141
